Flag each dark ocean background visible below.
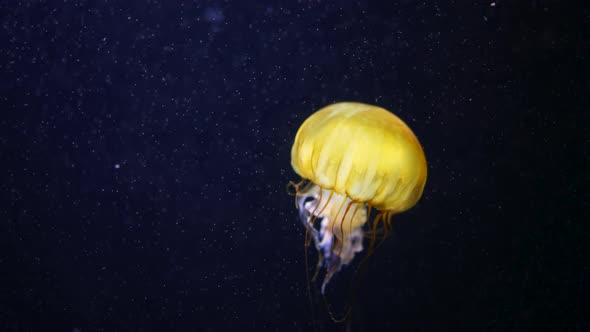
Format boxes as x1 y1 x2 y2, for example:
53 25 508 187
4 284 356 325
1 1 586 331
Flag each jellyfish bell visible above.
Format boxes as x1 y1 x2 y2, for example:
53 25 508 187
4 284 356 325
290 102 427 293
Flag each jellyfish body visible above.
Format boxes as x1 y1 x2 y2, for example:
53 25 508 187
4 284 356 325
291 102 427 292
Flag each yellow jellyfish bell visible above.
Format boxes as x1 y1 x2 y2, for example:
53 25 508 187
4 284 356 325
290 102 427 292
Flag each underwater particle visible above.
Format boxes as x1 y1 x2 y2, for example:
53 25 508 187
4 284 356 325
290 102 427 292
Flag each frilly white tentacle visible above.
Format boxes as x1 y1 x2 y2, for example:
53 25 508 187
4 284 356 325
297 184 365 293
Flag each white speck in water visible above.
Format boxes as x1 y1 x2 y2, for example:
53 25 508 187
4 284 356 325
114 164 120 169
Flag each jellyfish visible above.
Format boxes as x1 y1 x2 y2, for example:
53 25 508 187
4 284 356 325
290 102 427 293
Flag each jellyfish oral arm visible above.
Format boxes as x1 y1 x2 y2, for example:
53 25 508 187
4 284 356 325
316 217 364 293
297 184 365 293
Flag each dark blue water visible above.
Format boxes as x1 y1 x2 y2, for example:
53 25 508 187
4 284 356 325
1 1 585 331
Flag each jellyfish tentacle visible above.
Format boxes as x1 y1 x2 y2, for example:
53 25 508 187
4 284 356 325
336 200 355 260
368 212 384 256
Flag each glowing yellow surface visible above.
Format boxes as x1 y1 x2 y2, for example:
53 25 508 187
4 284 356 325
291 102 427 212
